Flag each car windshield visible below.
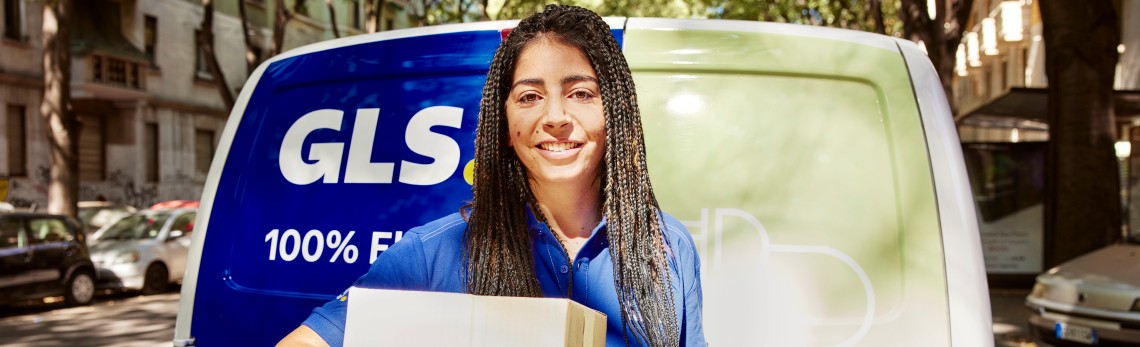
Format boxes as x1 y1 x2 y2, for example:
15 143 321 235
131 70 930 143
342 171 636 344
79 206 131 229
97 212 172 240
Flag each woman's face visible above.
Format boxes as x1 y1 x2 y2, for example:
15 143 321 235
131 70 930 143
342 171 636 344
506 36 606 186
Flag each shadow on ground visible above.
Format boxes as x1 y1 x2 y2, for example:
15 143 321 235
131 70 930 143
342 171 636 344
0 285 181 347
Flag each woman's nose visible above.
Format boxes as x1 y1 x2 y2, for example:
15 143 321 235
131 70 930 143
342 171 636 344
542 99 572 130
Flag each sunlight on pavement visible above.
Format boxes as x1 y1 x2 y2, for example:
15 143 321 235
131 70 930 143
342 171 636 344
0 291 180 347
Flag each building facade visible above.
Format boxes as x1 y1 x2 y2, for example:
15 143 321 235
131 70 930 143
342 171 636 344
951 0 1139 277
1 0 417 209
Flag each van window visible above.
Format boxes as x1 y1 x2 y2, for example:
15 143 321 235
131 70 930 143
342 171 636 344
27 218 73 244
625 25 947 346
0 218 25 249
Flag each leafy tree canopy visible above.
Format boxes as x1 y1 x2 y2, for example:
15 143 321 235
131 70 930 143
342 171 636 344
487 0 904 36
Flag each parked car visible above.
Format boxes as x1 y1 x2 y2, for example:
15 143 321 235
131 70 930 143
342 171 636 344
0 213 96 306
77 201 137 235
1026 242 1140 346
89 208 196 294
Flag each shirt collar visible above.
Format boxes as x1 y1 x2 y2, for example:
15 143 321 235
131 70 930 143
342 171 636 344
525 206 608 241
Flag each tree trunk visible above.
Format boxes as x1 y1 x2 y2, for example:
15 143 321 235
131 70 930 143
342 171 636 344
238 0 257 74
41 0 77 218
899 0 972 114
271 0 290 57
365 0 378 33
1040 0 1122 267
327 0 341 38
199 0 234 111
869 0 885 34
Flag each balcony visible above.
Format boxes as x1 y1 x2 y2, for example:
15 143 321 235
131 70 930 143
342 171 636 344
89 53 145 90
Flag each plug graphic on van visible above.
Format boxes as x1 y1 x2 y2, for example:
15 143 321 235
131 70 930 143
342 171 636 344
279 106 464 185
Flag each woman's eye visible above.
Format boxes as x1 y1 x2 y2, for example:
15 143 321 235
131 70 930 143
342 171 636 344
518 93 541 104
570 90 595 102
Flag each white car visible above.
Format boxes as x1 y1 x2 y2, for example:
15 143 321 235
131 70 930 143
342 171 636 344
89 208 196 294
1026 243 1140 346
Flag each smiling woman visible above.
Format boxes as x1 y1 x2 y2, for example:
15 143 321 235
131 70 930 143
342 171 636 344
506 36 608 258
278 5 706 347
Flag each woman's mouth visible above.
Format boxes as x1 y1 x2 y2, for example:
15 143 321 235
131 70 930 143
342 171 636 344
536 141 584 160
537 142 582 152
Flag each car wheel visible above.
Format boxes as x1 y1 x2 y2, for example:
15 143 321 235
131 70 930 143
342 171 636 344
141 263 169 295
64 270 95 306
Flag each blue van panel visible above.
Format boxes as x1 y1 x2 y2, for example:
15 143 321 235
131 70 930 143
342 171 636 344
189 28 623 346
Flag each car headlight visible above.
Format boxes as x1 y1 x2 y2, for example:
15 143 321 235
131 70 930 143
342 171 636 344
111 250 140 265
1029 283 1046 299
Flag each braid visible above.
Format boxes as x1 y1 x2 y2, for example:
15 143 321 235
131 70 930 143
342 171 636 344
464 5 679 346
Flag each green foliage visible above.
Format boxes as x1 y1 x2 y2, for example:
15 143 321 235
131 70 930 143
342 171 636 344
492 0 557 20
422 0 483 24
491 0 904 36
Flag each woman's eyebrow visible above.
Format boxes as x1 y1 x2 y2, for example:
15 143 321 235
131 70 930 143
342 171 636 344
561 74 598 85
510 78 543 91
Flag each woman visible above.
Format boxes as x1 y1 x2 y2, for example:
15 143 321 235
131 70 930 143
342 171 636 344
280 5 704 346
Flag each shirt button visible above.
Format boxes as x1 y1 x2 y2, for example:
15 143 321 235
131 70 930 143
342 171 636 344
560 265 569 274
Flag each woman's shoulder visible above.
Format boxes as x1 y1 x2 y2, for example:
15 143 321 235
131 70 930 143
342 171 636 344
403 212 469 248
657 211 694 245
657 211 701 263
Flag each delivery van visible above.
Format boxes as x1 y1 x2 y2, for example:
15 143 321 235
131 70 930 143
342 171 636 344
173 18 992 346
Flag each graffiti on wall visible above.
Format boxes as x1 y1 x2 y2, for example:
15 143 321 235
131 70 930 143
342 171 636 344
6 166 205 210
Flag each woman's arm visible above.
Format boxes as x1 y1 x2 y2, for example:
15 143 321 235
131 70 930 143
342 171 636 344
277 325 330 347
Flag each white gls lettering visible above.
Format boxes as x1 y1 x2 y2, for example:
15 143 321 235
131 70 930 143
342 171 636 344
279 106 463 185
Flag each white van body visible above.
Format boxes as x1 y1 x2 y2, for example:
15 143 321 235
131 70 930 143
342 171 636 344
174 18 992 346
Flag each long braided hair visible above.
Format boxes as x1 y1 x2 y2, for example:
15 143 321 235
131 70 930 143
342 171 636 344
463 4 679 346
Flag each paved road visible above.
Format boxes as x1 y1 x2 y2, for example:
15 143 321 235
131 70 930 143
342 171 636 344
0 287 180 347
992 288 1038 347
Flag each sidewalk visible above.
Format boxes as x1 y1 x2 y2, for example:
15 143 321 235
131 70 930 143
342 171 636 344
991 288 1037 347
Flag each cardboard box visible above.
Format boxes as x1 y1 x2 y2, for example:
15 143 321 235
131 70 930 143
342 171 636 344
344 287 607 347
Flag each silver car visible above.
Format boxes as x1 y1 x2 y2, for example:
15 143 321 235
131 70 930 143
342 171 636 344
1026 242 1140 346
89 208 196 294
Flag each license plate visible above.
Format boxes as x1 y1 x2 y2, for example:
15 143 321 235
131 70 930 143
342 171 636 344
1055 322 1099 345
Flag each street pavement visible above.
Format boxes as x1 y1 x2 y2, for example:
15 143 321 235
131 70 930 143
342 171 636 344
0 285 1037 346
0 287 180 347
992 288 1038 347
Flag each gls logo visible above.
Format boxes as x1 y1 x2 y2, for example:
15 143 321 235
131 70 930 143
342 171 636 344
279 106 463 185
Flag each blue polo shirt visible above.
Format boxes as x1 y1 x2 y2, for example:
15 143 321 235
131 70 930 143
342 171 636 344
302 210 706 347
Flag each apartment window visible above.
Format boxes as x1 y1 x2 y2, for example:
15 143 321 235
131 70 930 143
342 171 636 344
144 15 157 63
3 0 22 40
195 129 215 175
351 0 361 29
78 115 106 181
194 30 209 77
6 104 26 177
107 58 127 85
144 123 159 182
